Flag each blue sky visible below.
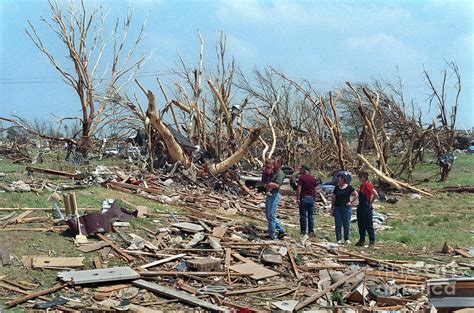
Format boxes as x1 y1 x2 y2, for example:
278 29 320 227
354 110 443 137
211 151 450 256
0 0 472 129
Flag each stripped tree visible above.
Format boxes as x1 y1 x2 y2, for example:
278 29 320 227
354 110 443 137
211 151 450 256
131 32 261 175
1 0 149 158
422 61 461 181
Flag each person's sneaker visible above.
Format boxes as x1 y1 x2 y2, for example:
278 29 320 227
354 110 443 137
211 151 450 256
344 240 351 245
337 240 343 244
277 232 286 240
369 241 375 247
300 234 309 244
308 232 316 238
264 235 276 240
355 240 365 247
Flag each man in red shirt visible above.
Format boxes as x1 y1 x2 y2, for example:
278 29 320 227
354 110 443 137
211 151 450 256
355 172 378 247
296 165 317 240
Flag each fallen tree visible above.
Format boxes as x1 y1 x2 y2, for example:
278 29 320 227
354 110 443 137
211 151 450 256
437 186 474 193
142 88 190 167
208 128 261 175
357 154 433 196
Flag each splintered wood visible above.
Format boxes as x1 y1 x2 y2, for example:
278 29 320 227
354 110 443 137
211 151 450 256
229 262 279 280
0 166 466 312
32 257 85 269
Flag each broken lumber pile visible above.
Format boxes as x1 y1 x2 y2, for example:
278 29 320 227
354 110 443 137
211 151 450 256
1 197 467 312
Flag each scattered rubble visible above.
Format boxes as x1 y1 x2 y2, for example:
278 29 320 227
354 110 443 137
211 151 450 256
0 189 472 311
0 164 471 311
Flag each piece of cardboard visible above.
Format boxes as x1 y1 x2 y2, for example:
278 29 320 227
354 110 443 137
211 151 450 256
230 262 279 280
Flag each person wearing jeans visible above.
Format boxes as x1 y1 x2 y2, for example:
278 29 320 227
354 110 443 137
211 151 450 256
265 192 285 239
333 205 352 242
263 157 286 240
299 196 315 235
355 172 378 247
296 164 317 241
331 174 357 244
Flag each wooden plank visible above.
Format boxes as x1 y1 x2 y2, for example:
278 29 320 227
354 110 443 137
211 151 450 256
96 284 130 293
225 249 232 269
136 206 148 218
1 211 33 228
13 210 33 223
0 282 50 301
225 284 288 296
287 249 301 279
367 270 426 281
26 166 84 179
76 241 109 253
5 283 67 308
138 271 250 277
454 248 472 258
151 232 168 248
106 181 165 195
32 257 85 268
231 253 256 264
18 217 50 224
300 264 347 271
0 183 14 192
96 233 134 262
93 256 102 269
164 248 224 253
218 299 258 311
1 279 30 291
140 253 186 270
198 220 212 232
0 243 11 266
225 248 232 285
133 279 227 312
295 269 363 311
210 226 227 239
229 262 279 280
318 191 329 205
339 249 434 277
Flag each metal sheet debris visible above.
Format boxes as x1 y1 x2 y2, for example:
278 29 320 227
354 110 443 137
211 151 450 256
58 267 140 285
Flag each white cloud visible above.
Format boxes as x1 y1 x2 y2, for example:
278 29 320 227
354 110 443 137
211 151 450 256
225 33 258 60
345 33 424 67
216 1 412 31
453 33 473 51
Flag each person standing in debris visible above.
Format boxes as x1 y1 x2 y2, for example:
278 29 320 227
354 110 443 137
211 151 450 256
261 159 274 194
331 173 357 244
296 164 317 241
355 172 378 247
263 157 286 240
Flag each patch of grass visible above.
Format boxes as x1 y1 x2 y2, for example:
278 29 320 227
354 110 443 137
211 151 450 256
375 193 474 251
0 158 23 172
411 153 474 188
396 233 414 245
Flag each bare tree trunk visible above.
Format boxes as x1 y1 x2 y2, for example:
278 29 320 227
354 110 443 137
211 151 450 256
145 90 190 167
356 126 367 167
208 128 261 175
440 163 450 182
